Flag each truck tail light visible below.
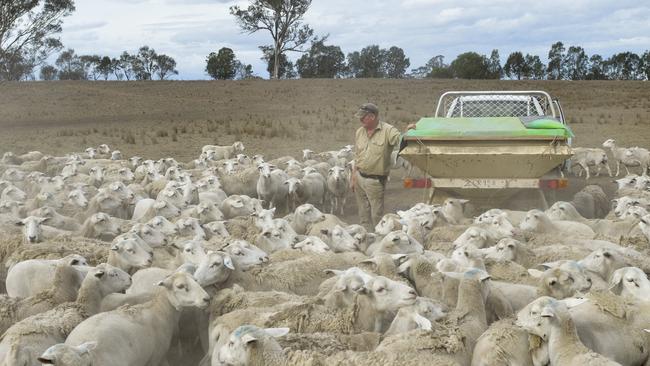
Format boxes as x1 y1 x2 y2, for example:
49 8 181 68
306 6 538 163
404 178 432 188
539 178 568 190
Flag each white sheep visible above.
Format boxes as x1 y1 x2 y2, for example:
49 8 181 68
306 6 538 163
37 342 97 366
571 147 612 179
5 254 88 298
15 216 68 244
441 198 470 224
64 271 210 366
603 139 642 176
609 266 650 302
520 209 595 238
516 296 621 366
201 141 245 160
222 240 269 270
326 166 349 215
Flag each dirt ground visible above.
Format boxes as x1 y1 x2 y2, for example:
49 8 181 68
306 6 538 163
1 79 648 222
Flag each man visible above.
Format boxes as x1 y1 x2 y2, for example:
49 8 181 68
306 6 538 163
351 102 416 230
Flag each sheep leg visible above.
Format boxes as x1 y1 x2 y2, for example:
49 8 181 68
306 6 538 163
595 164 602 177
615 161 621 177
605 163 613 177
624 165 631 176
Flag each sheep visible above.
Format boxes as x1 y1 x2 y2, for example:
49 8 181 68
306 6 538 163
288 203 325 235
613 196 650 218
441 198 471 224
219 251 367 296
366 230 424 256
572 184 610 219
478 238 536 269
0 185 27 202
640 214 650 242
37 342 97 366
571 147 612 179
0 264 131 366
221 240 269 270
127 223 167 248
319 225 358 253
604 139 643 176
29 206 81 232
15 216 69 244
220 195 258 219
284 171 326 211
107 237 153 274
214 325 300 366
257 163 289 211
383 296 447 335
516 296 622 366
78 212 122 241
292 236 331 254
609 267 650 302
202 141 245 160
217 166 259 197
519 209 595 238
5 254 88 298
0 260 85 335
64 271 210 366
131 198 181 223
147 215 179 236
326 166 349 215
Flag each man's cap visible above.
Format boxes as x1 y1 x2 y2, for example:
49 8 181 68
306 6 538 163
355 103 379 118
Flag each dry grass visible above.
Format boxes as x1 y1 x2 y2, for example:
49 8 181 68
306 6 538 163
1 79 648 161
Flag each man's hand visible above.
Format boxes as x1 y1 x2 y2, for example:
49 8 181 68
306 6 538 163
406 123 417 131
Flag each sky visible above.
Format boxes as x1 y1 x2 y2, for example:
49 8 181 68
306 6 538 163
58 0 650 80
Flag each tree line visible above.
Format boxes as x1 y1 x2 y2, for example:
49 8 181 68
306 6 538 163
1 0 649 81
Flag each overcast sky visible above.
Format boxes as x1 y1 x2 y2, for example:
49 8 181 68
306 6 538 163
59 0 650 79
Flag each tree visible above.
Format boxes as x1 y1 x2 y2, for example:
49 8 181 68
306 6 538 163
235 61 255 79
230 0 314 79
524 54 545 80
261 47 294 78
206 47 238 80
39 65 58 80
110 57 124 80
547 41 565 80
55 48 85 80
606 52 642 80
487 49 502 79
0 0 76 80
450 52 489 79
641 50 650 80
80 55 101 80
564 46 588 80
587 54 606 80
96 56 113 80
155 54 178 80
295 37 346 78
133 46 158 80
504 51 525 80
116 51 137 80
347 45 385 78
382 46 410 78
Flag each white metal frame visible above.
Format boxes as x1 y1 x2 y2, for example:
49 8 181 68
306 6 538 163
435 90 559 120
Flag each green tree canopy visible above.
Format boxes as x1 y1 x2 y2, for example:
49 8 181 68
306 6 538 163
383 46 410 78
504 51 525 80
206 47 238 80
450 52 489 79
0 0 75 80
296 37 346 78
230 0 314 79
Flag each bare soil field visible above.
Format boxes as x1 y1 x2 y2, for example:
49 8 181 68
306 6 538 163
1 79 648 220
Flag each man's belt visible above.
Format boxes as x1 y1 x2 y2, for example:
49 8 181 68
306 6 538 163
358 171 387 180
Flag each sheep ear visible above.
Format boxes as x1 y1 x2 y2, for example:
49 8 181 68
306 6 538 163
94 270 105 278
157 276 173 289
358 259 378 272
264 327 290 338
323 269 343 276
110 244 120 251
608 270 624 293
241 333 258 345
320 228 329 235
413 313 433 331
391 254 408 264
527 269 544 278
223 256 235 270
15 220 25 226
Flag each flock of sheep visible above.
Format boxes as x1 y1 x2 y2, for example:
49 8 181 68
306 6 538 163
571 139 650 179
0 139 650 366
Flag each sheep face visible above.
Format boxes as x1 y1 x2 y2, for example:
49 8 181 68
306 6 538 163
546 201 578 221
97 144 110 155
515 296 559 341
148 216 178 236
88 213 121 240
94 190 122 212
220 195 255 218
111 238 153 268
292 236 330 254
68 189 89 208
130 223 167 247
175 217 206 239
519 210 547 232
483 238 520 262
204 221 230 240
320 225 357 252
537 265 592 299
613 196 643 218
640 214 650 241
194 251 234 287
609 267 650 301
38 342 97 366
174 239 206 265
16 216 48 243
324 272 367 308
454 227 490 249
375 213 401 236
294 204 325 224
224 240 269 270
153 200 181 219
377 231 423 255
157 271 210 310
361 276 417 312
63 254 89 267
92 263 132 294
579 249 621 280
1 186 26 201
388 297 447 334
36 192 64 209
217 326 288 366
88 166 104 184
